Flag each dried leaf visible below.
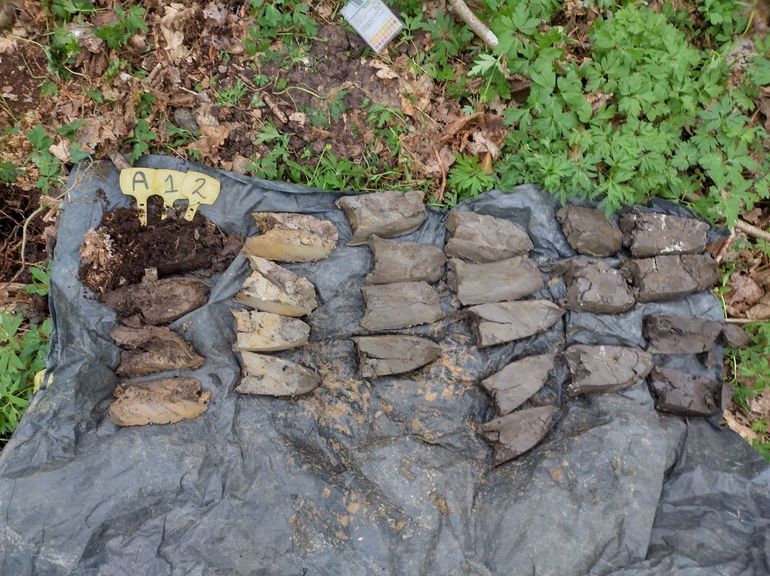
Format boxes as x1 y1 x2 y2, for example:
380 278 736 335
48 140 70 163
369 60 399 80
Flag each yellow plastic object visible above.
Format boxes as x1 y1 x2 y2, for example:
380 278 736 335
119 168 222 224
119 168 158 225
33 369 51 393
152 169 188 220
180 171 221 221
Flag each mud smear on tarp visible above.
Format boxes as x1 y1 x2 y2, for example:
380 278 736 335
0 157 767 576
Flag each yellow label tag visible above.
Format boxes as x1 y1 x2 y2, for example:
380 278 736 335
119 168 222 224
152 169 187 220
119 168 157 225
180 171 221 221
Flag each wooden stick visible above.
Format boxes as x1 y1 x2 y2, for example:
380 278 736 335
735 219 770 243
447 0 498 49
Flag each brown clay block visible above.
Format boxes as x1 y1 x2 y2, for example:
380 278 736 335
111 325 204 377
109 377 210 426
445 210 533 262
366 235 445 284
448 257 543 306
245 212 338 262
336 191 426 245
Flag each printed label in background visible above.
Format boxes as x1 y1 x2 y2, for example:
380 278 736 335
341 0 403 53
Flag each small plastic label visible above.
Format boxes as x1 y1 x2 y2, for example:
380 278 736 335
341 0 403 53
118 168 222 224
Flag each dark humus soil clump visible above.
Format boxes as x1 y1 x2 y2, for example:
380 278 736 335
79 202 242 295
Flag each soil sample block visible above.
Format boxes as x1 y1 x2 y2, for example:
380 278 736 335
366 236 446 284
622 254 718 303
448 257 543 306
336 190 426 245
480 405 559 465
245 212 338 263
648 367 721 416
232 309 310 352
644 315 723 354
444 210 533 262
561 259 635 314
565 344 654 395
111 325 204 377
722 324 750 348
235 255 317 317
620 211 709 257
104 272 209 325
481 354 554 416
353 335 441 377
236 352 320 396
556 205 622 257
109 377 210 427
360 281 442 330
469 300 564 348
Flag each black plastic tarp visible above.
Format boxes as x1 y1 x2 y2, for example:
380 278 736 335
0 156 768 575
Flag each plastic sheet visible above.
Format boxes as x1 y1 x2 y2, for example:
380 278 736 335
0 156 767 575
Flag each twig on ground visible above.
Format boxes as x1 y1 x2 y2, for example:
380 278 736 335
432 145 446 204
726 318 760 324
736 219 770 243
447 0 498 49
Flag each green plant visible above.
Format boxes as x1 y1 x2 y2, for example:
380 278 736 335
46 25 81 78
135 92 157 118
0 312 51 439
462 3 769 220
27 125 61 193
726 321 770 461
25 265 51 297
215 79 249 107
447 153 496 200
95 6 147 49
244 0 317 55
126 119 157 163
0 161 18 183
42 0 96 22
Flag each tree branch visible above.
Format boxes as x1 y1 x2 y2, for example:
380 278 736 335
447 0 498 49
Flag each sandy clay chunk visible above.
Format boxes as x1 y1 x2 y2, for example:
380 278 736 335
643 315 723 354
620 210 709 257
111 325 204 377
444 210 533 262
480 405 559 465
469 300 564 348
481 354 554 416
448 256 543 306
232 309 310 352
647 367 721 417
556 205 623 257
244 212 338 263
109 377 210 426
336 190 426 245
104 270 209 325
561 259 635 314
366 236 445 284
564 344 653 395
360 281 443 331
236 352 320 396
353 335 441 377
235 255 317 317
622 254 718 303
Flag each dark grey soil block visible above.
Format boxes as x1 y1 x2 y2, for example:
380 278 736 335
648 367 721 416
620 210 709 257
556 204 623 256
565 344 654 395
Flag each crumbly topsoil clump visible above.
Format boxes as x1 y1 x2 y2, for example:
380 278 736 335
79 203 242 295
